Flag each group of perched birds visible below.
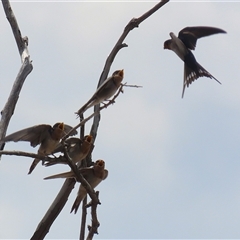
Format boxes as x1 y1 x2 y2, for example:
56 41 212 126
0 69 125 213
1 26 226 213
0 122 109 213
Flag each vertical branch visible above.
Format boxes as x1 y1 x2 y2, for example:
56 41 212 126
0 0 33 151
79 196 87 240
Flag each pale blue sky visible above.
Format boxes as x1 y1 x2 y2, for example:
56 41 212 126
0 1 239 239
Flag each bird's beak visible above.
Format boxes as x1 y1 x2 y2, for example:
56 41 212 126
118 69 124 78
58 122 64 130
97 159 105 167
86 135 92 143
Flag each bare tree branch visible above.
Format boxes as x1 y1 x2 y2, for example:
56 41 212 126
0 150 51 161
80 197 88 240
2 0 30 61
30 178 76 240
61 142 99 204
0 0 33 152
90 0 169 140
86 191 100 240
24 1 170 239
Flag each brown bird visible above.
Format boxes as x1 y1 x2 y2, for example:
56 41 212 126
45 135 93 166
44 159 108 214
1 122 77 174
76 69 124 116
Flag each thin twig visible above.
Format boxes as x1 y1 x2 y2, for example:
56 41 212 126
122 83 143 88
0 150 52 161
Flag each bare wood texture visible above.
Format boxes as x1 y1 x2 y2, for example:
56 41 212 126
0 0 33 152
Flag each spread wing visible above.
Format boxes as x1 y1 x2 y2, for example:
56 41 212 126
1 124 51 147
63 124 78 137
178 26 226 50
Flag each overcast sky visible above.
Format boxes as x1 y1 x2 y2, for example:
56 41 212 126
0 1 239 239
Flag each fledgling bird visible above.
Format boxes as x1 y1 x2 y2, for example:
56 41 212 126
1 122 77 174
44 159 108 214
45 135 93 166
76 69 124 116
163 26 226 97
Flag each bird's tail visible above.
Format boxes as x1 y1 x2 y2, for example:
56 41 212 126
44 171 74 180
182 62 221 98
196 62 221 84
70 191 86 214
76 98 93 117
28 158 40 174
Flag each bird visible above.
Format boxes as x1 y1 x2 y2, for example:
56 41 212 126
45 135 93 166
1 122 77 174
44 159 108 214
163 26 226 97
76 69 124 116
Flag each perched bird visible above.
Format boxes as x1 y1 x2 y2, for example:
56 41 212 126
163 26 226 97
76 69 124 116
1 122 77 174
45 135 93 166
44 159 108 214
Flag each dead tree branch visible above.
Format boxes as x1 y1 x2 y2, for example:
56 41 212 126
90 0 169 140
30 178 76 240
0 0 33 152
27 1 170 239
0 150 51 161
86 191 100 240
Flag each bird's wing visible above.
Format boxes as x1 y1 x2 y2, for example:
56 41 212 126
2 124 51 147
62 124 78 137
52 137 82 153
178 26 226 50
103 169 108 180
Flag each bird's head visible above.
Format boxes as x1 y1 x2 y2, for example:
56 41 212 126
95 159 105 168
85 135 93 143
52 122 64 130
58 122 64 130
113 69 124 78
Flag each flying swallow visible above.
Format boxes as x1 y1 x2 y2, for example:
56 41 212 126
45 135 93 166
44 159 108 214
1 122 77 174
76 69 124 116
164 26 226 97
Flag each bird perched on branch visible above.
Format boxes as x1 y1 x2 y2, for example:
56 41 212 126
1 122 77 174
163 26 226 97
45 135 93 166
76 69 124 116
44 159 108 214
